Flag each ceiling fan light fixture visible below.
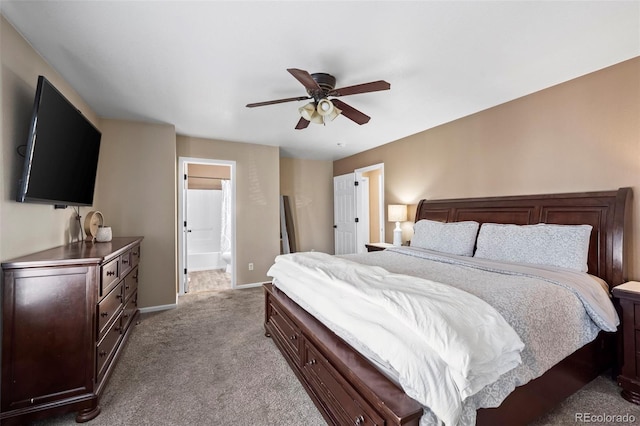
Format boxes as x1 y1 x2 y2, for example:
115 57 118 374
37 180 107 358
327 106 342 121
316 98 334 116
311 111 324 124
248 68 390 129
298 102 316 121
299 102 325 124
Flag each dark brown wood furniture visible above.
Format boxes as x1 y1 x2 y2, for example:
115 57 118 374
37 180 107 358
264 188 631 426
613 281 640 404
365 242 393 252
1 236 143 425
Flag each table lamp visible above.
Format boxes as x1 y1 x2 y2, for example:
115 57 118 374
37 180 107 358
388 204 407 246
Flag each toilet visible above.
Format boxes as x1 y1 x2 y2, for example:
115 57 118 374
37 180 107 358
221 251 232 273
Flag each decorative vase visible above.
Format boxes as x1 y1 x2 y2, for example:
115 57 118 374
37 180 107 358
96 226 112 242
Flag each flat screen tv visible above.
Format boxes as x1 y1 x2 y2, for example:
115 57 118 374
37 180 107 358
16 75 101 207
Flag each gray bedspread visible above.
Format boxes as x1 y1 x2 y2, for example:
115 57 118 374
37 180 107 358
343 246 615 425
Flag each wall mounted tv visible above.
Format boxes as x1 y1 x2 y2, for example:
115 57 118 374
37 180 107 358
16 75 101 207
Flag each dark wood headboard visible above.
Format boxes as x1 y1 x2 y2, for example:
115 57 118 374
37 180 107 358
415 188 632 289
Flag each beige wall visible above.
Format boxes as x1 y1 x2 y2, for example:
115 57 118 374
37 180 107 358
177 136 280 284
94 119 177 309
335 57 640 279
1 16 177 309
1 16 100 262
280 158 334 254
187 163 230 190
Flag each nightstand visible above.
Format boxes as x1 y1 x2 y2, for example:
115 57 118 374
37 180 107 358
365 243 394 252
613 281 640 404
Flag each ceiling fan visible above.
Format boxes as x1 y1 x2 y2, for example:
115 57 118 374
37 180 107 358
246 68 390 130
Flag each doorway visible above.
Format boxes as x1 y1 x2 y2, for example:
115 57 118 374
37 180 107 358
178 157 236 295
334 163 384 254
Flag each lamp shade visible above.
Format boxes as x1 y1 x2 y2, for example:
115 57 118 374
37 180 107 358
299 102 316 121
326 105 342 121
388 204 407 222
298 102 323 124
316 99 334 116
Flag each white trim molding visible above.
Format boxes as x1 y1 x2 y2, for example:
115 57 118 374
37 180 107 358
235 282 265 289
139 303 178 314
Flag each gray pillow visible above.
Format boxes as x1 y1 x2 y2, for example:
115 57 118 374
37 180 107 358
474 223 592 272
410 219 480 257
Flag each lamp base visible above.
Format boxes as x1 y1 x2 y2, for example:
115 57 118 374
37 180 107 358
393 224 402 246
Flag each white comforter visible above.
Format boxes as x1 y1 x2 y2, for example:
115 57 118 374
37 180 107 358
267 252 525 426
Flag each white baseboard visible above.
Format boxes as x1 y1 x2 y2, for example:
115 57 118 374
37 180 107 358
235 281 265 289
139 303 177 314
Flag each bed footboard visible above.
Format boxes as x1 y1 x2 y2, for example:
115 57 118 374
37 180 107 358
264 283 423 426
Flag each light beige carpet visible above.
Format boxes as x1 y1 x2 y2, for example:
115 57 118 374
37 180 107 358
187 269 231 293
31 287 640 425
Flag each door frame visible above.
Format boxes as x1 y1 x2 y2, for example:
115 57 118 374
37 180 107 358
355 176 370 253
178 156 236 296
354 163 385 244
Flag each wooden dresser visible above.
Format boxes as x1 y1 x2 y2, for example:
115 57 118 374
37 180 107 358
1 236 143 424
613 281 640 405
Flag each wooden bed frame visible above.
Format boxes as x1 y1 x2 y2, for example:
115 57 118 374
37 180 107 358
264 187 631 425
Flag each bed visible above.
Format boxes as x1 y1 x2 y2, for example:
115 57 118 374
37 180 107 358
263 187 631 425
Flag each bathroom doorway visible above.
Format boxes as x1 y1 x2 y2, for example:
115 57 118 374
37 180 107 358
178 157 236 295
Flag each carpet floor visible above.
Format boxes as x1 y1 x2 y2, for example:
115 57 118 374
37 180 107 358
187 269 231 293
31 287 640 425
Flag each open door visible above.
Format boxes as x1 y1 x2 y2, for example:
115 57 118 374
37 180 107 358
178 157 236 296
333 164 385 255
333 173 357 255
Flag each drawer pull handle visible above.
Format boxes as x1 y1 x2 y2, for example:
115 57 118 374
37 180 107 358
116 294 123 299
125 285 130 290
115 326 122 332
123 313 129 319
354 415 364 425
306 359 316 366
99 350 108 357
100 312 108 317
106 271 115 277
289 335 297 340
122 259 129 264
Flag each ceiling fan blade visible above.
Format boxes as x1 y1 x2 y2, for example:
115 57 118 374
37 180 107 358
295 117 310 130
328 80 390 97
331 99 370 125
246 95 311 108
287 68 322 93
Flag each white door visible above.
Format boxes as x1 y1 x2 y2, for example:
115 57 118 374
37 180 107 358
334 173 357 255
182 167 191 293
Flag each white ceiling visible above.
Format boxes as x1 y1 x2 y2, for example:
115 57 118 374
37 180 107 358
2 1 639 160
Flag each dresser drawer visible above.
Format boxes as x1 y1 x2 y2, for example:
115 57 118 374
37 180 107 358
96 313 123 380
120 250 132 277
123 267 138 302
303 342 383 426
131 245 141 268
98 282 123 338
268 302 300 362
101 258 119 296
122 291 138 330
635 304 640 329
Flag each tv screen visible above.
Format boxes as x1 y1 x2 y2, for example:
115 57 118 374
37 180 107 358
16 76 101 207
